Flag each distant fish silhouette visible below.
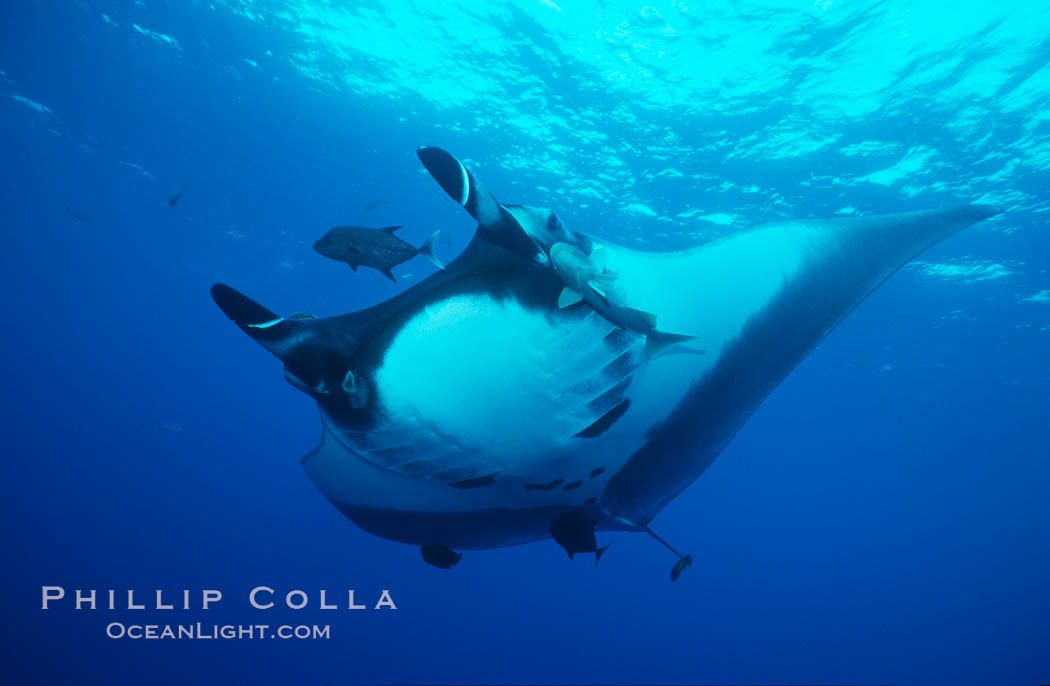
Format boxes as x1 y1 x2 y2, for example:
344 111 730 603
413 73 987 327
65 206 93 223
362 193 389 213
168 180 190 207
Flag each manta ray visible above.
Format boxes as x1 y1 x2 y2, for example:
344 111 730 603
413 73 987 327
212 147 999 569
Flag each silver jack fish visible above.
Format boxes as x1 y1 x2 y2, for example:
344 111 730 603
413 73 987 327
313 225 443 282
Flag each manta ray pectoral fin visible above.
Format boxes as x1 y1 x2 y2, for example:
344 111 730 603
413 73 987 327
645 331 700 360
417 146 543 263
558 288 584 308
379 225 402 234
603 204 1003 526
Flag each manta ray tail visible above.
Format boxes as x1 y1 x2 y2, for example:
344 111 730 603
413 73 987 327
418 230 445 270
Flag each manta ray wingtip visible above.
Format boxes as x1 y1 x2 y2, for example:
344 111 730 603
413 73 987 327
974 203 1004 216
937 203 1004 225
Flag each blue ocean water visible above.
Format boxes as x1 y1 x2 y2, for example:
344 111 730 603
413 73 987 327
2 1 1048 684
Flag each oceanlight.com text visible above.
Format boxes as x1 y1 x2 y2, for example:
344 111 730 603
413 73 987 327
105 622 331 640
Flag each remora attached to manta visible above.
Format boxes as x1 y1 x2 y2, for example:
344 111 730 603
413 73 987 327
211 146 1000 564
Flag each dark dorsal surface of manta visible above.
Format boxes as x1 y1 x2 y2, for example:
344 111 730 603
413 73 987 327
212 146 1000 557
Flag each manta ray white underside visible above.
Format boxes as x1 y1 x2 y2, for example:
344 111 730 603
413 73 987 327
212 146 1000 559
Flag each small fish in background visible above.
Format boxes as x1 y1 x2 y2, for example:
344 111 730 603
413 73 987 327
167 180 190 207
362 193 390 213
65 206 93 223
313 225 443 282
160 423 184 433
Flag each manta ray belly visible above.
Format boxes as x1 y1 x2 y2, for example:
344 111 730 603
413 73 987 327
302 290 653 521
303 232 817 540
